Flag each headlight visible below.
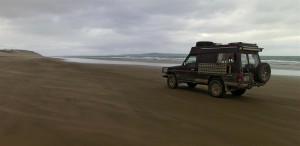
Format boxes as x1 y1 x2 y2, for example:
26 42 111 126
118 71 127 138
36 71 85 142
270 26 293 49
162 67 168 73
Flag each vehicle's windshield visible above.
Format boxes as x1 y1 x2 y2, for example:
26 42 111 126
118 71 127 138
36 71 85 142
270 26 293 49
241 53 260 67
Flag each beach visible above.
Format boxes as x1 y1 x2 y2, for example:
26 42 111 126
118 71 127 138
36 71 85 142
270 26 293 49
0 57 299 146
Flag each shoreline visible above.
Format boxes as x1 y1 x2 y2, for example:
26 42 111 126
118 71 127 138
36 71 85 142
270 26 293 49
58 57 300 77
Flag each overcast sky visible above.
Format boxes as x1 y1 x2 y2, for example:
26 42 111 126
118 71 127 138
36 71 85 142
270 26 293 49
0 0 299 56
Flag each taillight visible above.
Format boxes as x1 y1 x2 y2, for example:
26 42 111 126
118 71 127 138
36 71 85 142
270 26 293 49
237 72 243 82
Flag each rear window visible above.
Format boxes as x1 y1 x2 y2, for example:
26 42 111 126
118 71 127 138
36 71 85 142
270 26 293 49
241 53 260 67
241 54 248 67
248 54 259 67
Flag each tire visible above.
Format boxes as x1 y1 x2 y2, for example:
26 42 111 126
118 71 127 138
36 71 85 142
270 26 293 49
231 89 246 96
255 63 271 83
208 79 225 98
187 83 197 88
167 74 178 89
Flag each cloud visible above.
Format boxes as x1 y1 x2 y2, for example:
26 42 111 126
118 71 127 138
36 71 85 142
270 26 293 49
0 0 299 56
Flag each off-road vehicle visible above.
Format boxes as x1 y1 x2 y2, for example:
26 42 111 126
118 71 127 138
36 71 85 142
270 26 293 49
162 41 271 97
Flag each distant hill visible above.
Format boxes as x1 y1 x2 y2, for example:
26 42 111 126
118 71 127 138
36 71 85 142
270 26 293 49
64 53 187 59
111 53 187 57
0 49 42 57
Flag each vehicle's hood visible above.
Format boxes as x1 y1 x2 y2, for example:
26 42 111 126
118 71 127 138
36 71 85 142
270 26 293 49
162 65 182 73
167 65 182 70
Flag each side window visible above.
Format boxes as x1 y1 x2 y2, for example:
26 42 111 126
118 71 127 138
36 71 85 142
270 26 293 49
184 55 197 67
217 53 235 63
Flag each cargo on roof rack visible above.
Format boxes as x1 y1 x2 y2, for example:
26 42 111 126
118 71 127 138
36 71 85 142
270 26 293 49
190 41 263 54
196 41 215 47
229 42 258 47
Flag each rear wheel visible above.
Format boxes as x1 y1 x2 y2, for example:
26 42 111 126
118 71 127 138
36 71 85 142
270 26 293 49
187 83 197 88
231 89 246 96
167 74 178 89
255 63 271 83
208 79 225 98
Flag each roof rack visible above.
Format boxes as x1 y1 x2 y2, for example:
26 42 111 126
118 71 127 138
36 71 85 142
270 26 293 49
228 42 263 51
229 42 258 47
196 41 216 47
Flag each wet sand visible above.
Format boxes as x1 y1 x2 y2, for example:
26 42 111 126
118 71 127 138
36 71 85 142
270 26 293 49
0 57 299 146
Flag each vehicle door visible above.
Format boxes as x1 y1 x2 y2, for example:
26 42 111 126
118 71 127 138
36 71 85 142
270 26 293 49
179 55 197 81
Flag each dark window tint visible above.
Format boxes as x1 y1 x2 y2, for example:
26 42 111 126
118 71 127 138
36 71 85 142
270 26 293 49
198 53 217 63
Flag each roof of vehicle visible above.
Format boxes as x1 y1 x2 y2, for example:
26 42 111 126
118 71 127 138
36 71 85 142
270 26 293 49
189 42 263 55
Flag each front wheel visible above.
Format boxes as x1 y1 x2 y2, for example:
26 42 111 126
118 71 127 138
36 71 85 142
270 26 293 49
231 89 246 96
208 79 225 98
167 74 178 89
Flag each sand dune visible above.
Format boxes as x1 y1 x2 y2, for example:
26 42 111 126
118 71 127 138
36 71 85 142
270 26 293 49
0 49 42 57
0 57 299 146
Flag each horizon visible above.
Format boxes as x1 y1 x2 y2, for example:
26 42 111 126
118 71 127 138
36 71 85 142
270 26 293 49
1 49 300 57
52 53 300 57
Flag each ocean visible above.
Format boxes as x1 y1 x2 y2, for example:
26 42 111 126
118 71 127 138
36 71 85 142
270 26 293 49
59 55 300 76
